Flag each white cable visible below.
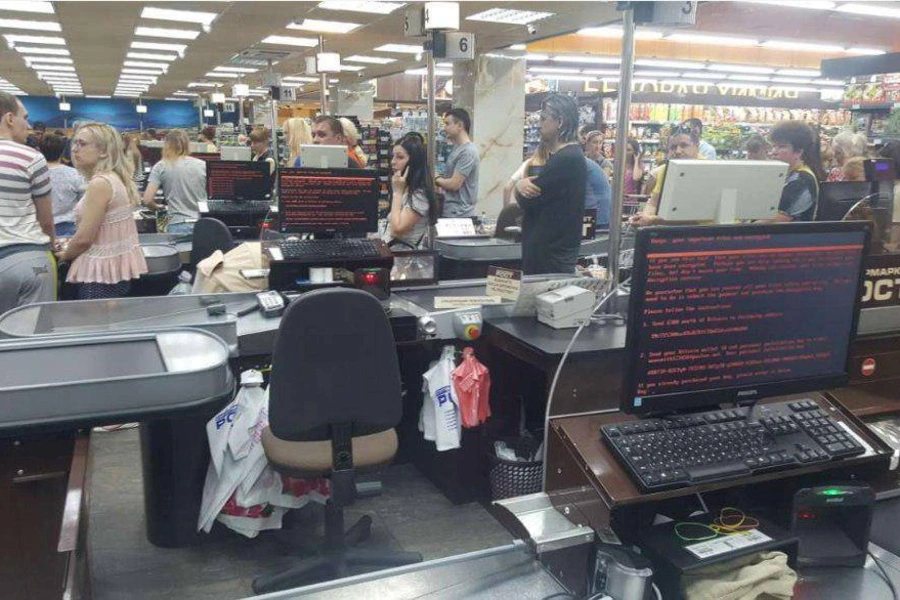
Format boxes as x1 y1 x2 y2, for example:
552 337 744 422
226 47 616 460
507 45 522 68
652 582 662 600
541 278 629 487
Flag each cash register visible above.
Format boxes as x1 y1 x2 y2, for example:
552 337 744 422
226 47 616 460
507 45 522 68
201 160 273 237
268 167 392 291
600 222 872 492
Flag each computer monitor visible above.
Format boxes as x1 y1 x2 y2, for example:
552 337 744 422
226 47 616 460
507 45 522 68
865 158 897 182
817 182 876 222
300 144 348 169
220 146 251 161
206 161 272 201
621 222 870 415
657 160 787 223
278 167 379 234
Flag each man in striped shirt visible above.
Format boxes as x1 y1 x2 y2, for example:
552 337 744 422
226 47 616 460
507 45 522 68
0 91 56 316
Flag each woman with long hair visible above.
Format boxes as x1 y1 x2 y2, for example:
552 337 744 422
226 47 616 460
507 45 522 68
623 138 645 196
284 117 312 167
123 131 143 184
55 123 147 299
384 133 436 249
142 129 207 234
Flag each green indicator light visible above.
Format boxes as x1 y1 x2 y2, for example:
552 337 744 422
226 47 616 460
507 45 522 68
820 488 846 496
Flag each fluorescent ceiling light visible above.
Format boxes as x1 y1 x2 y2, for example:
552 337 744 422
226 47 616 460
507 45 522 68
837 2 900 19
404 68 452 76
529 67 580 74
582 69 621 76
525 53 549 62
127 51 177 61
316 1 405 14
770 76 814 84
116 84 149 89
115 93 142 97
23 56 71 64
339 65 365 71
30 64 75 71
727 74 770 81
671 79 722 87
467 8 553 25
636 59 705 70
0 2 54 14
288 18 361 34
435 62 452 68
165 97 190 101
666 33 758 46
552 55 619 65
261 34 317 47
845 47 886 56
374 43 422 54
634 70 683 78
770 85 821 93
173 91 199 96
725 82 770 90
283 76 319 83
131 41 187 53
577 26 664 40
776 68 820 77
344 55 395 64
188 82 219 88
134 26 200 40
85 95 111 99
122 68 164 75
760 40 844 52
14 45 67 55
812 78 845 86
123 61 168 70
214 66 258 73
206 71 238 78
0 18 60 31
34 68 76 75
141 6 218 26
120 75 157 82
740 0 835 9
708 63 774 74
508 44 526 51
2 33 64 45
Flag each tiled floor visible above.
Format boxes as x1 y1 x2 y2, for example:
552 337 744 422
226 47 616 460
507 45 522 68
88 428 513 599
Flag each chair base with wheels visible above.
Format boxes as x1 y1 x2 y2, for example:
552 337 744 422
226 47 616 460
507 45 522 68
251 426 423 594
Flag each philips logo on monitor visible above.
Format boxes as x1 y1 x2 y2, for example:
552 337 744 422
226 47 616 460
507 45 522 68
737 390 759 398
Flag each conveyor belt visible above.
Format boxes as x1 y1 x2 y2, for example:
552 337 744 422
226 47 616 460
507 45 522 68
435 235 612 261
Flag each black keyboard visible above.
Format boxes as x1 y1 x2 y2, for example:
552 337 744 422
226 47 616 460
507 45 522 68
600 399 866 493
279 238 385 260
206 200 272 213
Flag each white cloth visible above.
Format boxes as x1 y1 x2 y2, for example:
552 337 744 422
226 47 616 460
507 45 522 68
420 346 461 451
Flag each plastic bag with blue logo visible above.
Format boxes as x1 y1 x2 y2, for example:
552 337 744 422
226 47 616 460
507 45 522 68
421 345 461 451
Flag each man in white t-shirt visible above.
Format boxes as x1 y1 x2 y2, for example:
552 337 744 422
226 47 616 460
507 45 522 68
0 92 56 315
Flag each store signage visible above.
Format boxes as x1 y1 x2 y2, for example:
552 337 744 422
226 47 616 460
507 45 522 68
486 266 522 301
433 31 474 61
587 80 810 100
860 253 900 308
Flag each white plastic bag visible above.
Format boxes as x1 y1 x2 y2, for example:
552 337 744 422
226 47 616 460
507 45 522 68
421 346 461 451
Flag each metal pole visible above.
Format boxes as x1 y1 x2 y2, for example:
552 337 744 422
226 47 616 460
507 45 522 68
238 98 245 132
198 104 204 130
319 35 328 115
608 7 635 288
426 42 437 181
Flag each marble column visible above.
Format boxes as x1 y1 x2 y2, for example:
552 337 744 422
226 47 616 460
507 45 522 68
331 82 375 119
452 55 525 218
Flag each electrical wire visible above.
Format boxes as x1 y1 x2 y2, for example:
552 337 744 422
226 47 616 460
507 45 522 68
541 278 630 486
869 550 899 600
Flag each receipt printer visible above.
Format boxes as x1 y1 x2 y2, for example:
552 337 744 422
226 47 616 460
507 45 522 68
536 285 596 329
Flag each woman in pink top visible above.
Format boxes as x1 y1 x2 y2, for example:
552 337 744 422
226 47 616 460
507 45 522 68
55 123 147 299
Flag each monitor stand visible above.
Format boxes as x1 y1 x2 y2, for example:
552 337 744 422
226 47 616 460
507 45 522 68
714 188 738 224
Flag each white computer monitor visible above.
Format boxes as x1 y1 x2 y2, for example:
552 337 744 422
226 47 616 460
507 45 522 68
657 160 788 223
220 146 251 161
300 144 348 169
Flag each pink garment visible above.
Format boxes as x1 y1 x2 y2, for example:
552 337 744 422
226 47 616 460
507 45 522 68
67 172 148 284
827 167 846 182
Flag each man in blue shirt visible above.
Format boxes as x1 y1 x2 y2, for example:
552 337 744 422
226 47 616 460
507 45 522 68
584 157 611 228
683 118 717 160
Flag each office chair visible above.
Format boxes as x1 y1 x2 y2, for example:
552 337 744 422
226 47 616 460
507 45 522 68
495 203 523 240
252 288 422 594
190 217 233 271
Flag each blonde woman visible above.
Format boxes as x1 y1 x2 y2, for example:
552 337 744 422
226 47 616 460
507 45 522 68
123 131 143 183
284 117 312 167
56 123 147 299
142 130 207 234
338 117 368 167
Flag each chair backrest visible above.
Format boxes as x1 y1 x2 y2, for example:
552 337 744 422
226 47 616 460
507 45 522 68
191 217 233 269
268 288 402 442
495 203 523 239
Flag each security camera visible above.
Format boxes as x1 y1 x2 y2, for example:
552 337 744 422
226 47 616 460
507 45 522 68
526 23 538 35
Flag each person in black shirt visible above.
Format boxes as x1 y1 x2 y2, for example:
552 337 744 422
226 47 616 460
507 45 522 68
515 93 586 274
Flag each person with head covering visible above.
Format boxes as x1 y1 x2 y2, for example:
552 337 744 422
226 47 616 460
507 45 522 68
514 93 587 274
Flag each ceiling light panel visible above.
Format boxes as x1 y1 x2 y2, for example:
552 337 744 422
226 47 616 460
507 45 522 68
666 33 759 46
316 1 405 14
261 35 317 47
466 8 553 25
23 56 71 64
214 66 258 73
708 63 774 74
529 67 580 74
344 55 395 64
287 18 362 34
32 64 75 71
2 33 63 45
206 71 238 78
188 82 219 88
776 68 821 77
134 26 200 40
845 47 886 55
283 76 319 83
689 73 723 80
339 65 365 71
404 68 452 76
0 2 54 14
126 51 177 61
131 41 187 53
577 26 664 40
552 55 619 64
581 69 620 76
634 70 683 78
0 18 60 31
760 40 844 52
837 2 900 19
141 7 218 26
122 68 165 75
123 61 168 70
374 43 422 54
727 74 771 81
635 59 705 70
85 95 111 99
770 76 814 84
14 45 67 55
120 75 157 82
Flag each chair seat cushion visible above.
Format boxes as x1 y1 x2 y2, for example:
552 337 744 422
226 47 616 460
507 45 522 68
261 427 398 477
